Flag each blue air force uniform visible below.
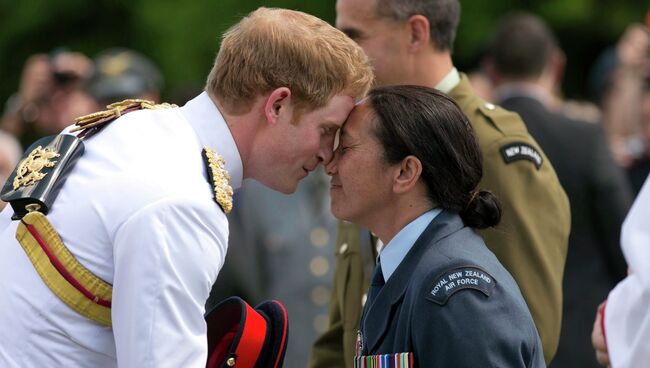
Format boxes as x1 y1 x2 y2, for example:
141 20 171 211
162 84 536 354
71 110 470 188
357 210 545 367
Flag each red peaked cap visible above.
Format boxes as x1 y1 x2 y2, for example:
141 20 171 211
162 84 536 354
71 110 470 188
205 297 288 368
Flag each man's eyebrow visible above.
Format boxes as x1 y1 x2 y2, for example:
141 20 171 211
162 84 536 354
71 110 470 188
322 120 343 130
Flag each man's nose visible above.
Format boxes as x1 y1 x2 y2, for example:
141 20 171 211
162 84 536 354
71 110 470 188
318 141 335 166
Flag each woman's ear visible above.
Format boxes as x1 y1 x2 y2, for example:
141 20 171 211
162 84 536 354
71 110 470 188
263 87 292 125
393 155 423 194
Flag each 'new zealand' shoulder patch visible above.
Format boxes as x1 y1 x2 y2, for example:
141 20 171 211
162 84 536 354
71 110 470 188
500 142 543 170
426 266 496 305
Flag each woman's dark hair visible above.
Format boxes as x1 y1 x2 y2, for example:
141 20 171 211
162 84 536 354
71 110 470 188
367 85 501 229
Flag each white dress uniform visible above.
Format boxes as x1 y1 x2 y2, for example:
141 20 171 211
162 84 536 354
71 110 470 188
604 175 650 368
0 92 243 367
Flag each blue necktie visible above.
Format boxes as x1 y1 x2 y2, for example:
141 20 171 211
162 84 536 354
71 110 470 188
366 259 385 307
359 259 384 356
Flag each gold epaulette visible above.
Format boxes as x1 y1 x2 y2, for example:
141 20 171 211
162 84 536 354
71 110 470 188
203 147 233 214
70 99 178 133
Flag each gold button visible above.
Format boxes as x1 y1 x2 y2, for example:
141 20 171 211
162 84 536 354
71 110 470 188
484 102 496 110
339 242 349 254
310 256 329 277
310 227 330 248
313 314 329 333
311 286 330 305
227 357 236 366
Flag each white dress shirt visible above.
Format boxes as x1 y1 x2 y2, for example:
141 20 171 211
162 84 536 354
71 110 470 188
434 67 460 94
0 92 242 367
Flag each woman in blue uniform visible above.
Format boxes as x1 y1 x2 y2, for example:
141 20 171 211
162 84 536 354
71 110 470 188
326 85 545 367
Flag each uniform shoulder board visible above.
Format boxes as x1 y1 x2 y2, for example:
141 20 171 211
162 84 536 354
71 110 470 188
426 266 496 305
499 142 543 170
476 100 530 136
71 99 177 136
202 147 233 214
1 134 84 219
476 101 504 126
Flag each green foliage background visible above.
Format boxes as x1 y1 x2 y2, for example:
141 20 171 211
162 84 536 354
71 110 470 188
0 0 646 106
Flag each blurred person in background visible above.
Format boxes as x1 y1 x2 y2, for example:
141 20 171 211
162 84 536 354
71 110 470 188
589 21 650 173
311 0 570 366
87 47 163 106
0 49 96 148
624 80 650 195
0 131 22 211
207 166 336 368
467 68 495 102
485 12 633 367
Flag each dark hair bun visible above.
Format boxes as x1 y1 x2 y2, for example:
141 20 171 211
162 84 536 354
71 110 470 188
460 190 501 229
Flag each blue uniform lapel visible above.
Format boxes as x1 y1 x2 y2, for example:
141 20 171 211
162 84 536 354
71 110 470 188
362 211 465 353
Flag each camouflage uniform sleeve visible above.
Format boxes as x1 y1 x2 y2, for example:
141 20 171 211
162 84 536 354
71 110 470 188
309 290 346 368
310 221 367 368
474 105 570 363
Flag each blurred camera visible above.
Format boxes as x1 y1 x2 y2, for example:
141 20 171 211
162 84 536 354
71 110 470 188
49 48 92 88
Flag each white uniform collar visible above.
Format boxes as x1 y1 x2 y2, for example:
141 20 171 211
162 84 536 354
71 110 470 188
180 92 243 191
435 67 461 94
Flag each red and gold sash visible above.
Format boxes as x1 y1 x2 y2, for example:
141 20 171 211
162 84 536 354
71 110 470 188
16 212 113 326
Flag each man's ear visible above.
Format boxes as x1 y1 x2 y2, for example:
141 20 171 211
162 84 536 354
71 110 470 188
548 48 566 91
406 15 430 52
393 155 423 194
264 87 292 125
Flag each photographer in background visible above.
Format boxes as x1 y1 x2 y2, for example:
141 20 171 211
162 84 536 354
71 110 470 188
0 131 22 210
589 21 650 178
0 49 96 148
